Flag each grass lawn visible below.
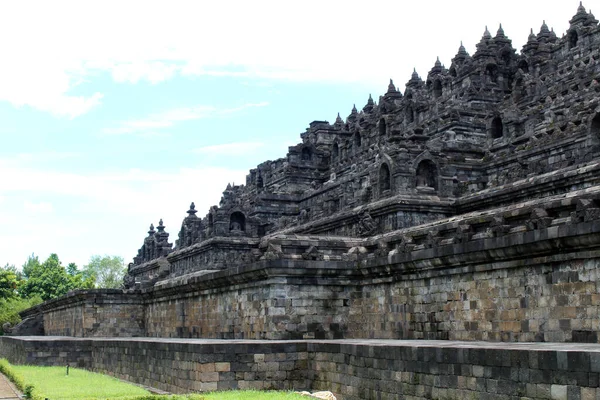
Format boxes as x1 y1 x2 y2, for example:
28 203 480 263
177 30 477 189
11 364 151 399
2 360 308 400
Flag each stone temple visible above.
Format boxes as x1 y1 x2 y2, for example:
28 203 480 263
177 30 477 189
4 4 600 398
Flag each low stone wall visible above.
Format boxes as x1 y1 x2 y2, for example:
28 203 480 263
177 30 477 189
2 336 600 399
30 290 145 337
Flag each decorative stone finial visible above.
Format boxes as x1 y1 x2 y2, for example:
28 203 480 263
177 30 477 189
187 202 198 216
367 94 374 105
157 219 165 233
483 26 491 39
496 24 505 38
539 20 550 34
148 224 156 236
412 68 419 79
351 104 357 114
387 79 397 93
335 112 343 124
435 56 441 67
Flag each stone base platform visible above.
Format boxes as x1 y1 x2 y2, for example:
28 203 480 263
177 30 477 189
2 337 600 399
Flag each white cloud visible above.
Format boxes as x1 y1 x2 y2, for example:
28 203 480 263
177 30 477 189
23 201 54 214
0 1 582 117
111 61 180 84
193 142 264 156
104 102 268 136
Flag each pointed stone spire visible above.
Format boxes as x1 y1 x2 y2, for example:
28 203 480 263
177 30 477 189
571 1 588 25
335 112 343 124
528 28 536 42
483 26 491 39
539 20 550 35
362 94 375 113
387 79 397 93
523 28 539 55
148 223 156 236
475 27 494 58
407 68 423 88
347 104 358 122
157 219 165 233
187 202 197 216
495 24 506 38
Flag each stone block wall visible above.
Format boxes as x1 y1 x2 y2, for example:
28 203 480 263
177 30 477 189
145 266 351 340
3 336 600 399
39 290 145 337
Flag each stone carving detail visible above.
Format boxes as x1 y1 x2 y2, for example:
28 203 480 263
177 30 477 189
488 216 512 237
396 235 415 254
302 245 324 261
526 208 553 230
424 231 440 248
571 198 600 223
374 240 390 257
133 221 173 266
261 243 283 260
176 203 204 249
358 210 378 237
456 224 473 243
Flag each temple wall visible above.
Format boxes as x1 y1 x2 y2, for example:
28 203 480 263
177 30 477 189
38 290 145 337
2 336 600 399
144 266 351 340
347 255 600 343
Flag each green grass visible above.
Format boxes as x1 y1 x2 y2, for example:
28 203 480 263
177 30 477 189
0 359 308 400
11 364 152 399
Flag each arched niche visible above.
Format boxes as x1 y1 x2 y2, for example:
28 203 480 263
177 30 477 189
332 142 339 161
569 30 579 49
591 114 600 136
433 80 443 98
379 164 391 193
379 118 387 136
229 211 246 232
486 64 498 83
518 59 529 73
354 131 362 148
406 105 414 124
491 116 503 139
416 160 437 190
301 147 312 161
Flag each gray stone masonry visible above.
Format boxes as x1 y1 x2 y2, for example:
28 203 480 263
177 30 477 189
3 336 600 399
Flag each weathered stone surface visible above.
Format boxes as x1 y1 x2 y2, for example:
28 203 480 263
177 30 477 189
2 337 600 399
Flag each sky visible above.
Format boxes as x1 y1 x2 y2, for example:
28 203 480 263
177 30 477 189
0 0 587 269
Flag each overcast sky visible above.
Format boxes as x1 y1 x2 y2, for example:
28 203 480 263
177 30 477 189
0 1 587 268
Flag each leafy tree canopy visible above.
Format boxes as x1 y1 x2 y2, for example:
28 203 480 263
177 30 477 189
83 255 126 289
19 254 94 301
0 264 20 300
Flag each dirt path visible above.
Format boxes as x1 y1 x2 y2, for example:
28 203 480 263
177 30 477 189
0 373 20 400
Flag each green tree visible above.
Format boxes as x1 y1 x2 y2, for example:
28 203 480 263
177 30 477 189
19 254 91 301
83 255 126 289
0 264 19 299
